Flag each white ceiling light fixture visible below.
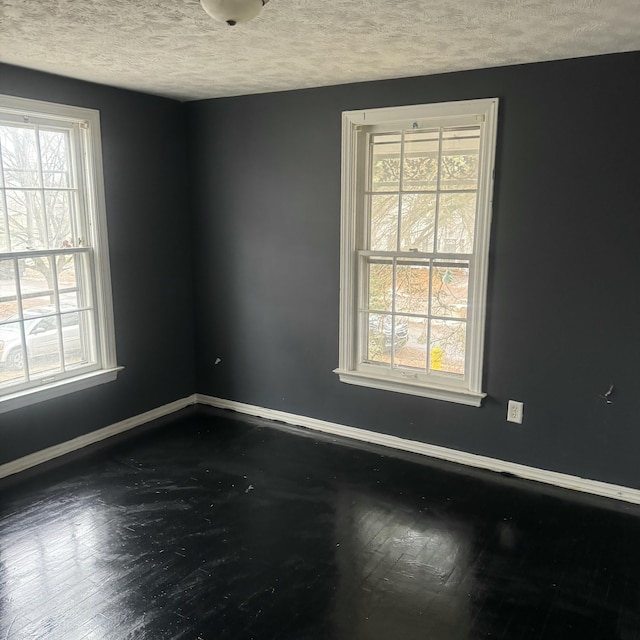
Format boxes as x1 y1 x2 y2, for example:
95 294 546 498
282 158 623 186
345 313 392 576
200 0 269 26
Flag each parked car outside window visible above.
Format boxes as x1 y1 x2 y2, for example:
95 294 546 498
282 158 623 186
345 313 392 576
0 307 80 370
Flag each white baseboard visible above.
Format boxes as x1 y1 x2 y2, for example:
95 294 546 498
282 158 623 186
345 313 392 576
197 394 640 506
0 394 197 480
4 392 639 507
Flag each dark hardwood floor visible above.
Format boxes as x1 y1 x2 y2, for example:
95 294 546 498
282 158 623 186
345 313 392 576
1 409 640 639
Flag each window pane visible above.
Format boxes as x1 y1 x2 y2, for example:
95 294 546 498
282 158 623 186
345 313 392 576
402 130 439 191
80 310 96 368
6 190 47 250
367 260 392 312
27 315 62 378
369 194 399 251
0 260 18 324
58 253 82 309
40 129 71 188
62 310 94 369
18 257 55 314
440 128 480 191
432 264 469 318
45 191 73 248
436 193 476 254
0 196 8 252
395 262 429 314
366 313 393 365
400 193 436 252
0 325 26 384
430 320 466 375
0 126 40 189
394 315 426 370
370 133 401 192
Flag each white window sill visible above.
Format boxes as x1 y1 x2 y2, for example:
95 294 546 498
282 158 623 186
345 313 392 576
0 367 124 415
334 369 486 407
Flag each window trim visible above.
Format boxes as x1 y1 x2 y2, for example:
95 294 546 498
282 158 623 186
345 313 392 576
0 94 120 413
334 98 499 407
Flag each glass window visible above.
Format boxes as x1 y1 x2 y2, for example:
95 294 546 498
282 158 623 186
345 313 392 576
336 99 499 406
0 95 119 411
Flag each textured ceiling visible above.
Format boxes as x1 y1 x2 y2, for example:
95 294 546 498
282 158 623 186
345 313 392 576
1 0 640 102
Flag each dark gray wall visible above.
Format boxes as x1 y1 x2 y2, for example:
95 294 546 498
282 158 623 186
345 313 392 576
3 53 639 489
0 64 196 465
187 52 640 488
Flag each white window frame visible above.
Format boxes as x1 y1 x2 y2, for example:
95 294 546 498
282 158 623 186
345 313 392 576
334 98 498 407
0 94 121 414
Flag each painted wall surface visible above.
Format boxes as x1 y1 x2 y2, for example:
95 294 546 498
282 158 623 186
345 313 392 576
0 64 196 465
187 52 640 488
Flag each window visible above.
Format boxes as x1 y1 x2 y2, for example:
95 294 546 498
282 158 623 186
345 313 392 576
0 95 119 413
335 99 498 406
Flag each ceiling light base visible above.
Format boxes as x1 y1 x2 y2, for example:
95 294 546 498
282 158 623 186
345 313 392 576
200 0 268 26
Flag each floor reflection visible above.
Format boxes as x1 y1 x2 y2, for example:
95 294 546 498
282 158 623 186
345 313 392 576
334 489 473 639
0 490 136 639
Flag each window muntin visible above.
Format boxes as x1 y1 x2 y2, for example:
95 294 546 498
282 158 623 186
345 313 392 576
0 95 118 408
336 100 498 406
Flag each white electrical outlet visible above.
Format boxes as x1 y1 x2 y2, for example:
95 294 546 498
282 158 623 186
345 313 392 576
507 400 524 424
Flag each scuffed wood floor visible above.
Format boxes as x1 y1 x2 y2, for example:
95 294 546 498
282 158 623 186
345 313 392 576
1 409 640 639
